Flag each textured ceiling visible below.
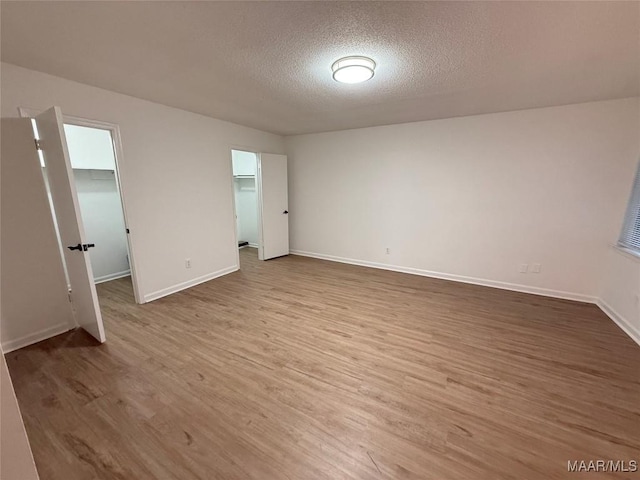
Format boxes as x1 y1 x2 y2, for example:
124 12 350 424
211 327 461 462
2 1 639 135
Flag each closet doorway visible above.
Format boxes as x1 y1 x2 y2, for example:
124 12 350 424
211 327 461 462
232 150 259 249
231 149 290 267
19 106 142 307
64 124 134 293
232 150 259 267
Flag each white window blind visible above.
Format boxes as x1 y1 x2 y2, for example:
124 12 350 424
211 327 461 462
618 161 640 253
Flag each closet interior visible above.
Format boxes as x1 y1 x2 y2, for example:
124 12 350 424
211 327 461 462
64 124 131 284
232 150 259 250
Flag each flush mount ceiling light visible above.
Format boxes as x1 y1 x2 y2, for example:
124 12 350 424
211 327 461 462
331 56 376 84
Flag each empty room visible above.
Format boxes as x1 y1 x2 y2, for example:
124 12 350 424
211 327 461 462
1 1 639 479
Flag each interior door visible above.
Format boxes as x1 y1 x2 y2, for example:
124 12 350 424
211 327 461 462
258 153 289 260
35 107 106 343
1 118 76 351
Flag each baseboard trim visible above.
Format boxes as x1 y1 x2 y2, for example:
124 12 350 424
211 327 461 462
143 266 238 303
1 322 74 353
596 299 640 347
290 250 596 304
94 270 131 284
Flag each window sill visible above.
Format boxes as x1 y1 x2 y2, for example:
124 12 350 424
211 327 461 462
612 244 640 262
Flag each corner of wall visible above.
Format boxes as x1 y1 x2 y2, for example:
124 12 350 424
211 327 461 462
596 298 640 347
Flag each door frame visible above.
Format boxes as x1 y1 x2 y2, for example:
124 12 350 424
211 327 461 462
19 107 144 304
256 152 265 260
229 147 262 268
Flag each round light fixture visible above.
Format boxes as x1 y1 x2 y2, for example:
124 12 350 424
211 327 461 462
331 56 376 84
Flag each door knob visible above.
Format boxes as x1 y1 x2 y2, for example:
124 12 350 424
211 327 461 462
68 243 95 251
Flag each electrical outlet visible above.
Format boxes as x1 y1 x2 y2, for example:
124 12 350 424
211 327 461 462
531 263 541 273
185 258 191 269
386 248 391 255
519 264 528 273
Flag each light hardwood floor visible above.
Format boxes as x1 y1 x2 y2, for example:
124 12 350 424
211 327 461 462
6 248 640 480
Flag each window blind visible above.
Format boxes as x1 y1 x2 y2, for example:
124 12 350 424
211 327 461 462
618 161 640 252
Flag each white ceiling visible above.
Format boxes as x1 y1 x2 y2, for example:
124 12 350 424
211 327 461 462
2 1 639 135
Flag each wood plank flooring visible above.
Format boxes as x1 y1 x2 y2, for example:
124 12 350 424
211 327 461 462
6 248 640 479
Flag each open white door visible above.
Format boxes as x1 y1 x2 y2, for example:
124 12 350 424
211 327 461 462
1 118 76 351
35 107 106 343
258 153 289 260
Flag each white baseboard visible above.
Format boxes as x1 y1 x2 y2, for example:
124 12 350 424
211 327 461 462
596 299 640 347
94 270 131 284
239 244 258 250
290 250 597 304
143 265 238 303
1 322 73 353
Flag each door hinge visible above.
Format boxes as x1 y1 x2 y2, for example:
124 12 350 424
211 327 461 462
34 139 42 151
68 289 72 303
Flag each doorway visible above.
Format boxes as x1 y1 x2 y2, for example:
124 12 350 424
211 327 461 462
63 124 134 294
230 149 290 267
22 108 142 306
19 107 143 303
31 119 139 301
232 150 259 267
3 106 142 349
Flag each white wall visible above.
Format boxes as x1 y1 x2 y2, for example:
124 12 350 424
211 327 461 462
286 98 640 302
596 94 640 345
73 170 130 282
1 62 285 303
0 119 41 480
599 248 640 345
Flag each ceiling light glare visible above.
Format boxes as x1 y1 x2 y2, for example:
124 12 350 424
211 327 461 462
331 56 376 84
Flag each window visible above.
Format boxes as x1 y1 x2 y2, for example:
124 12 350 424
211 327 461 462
618 161 640 254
